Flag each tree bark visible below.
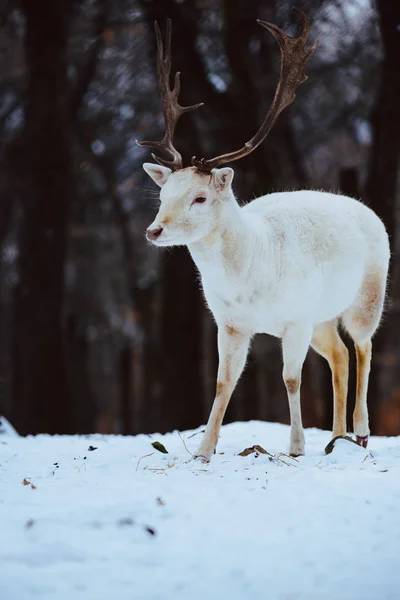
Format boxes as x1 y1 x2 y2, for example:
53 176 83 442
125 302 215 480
12 1 73 434
159 248 204 433
0 192 13 250
365 2 400 434
366 2 400 246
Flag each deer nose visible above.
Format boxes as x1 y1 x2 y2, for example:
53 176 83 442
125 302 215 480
146 226 163 242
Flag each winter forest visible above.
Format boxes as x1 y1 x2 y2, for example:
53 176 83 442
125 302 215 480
0 0 399 439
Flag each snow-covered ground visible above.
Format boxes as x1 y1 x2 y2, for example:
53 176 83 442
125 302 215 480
1 421 400 600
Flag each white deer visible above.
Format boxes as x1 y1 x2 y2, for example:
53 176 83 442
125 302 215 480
137 11 390 461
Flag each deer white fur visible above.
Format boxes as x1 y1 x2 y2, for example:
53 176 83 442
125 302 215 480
144 163 390 461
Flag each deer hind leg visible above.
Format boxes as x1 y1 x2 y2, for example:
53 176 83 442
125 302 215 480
341 270 386 447
311 319 349 438
195 325 250 462
281 323 313 456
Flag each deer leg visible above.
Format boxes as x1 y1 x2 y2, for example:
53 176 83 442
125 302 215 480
342 270 386 447
281 324 312 456
353 340 372 446
311 320 349 438
195 325 250 462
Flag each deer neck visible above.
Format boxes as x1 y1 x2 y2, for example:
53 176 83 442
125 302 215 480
188 194 247 275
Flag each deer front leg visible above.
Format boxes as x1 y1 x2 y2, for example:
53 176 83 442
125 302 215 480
281 323 312 457
195 325 250 462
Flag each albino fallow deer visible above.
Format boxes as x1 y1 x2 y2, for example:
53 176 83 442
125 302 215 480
137 10 390 461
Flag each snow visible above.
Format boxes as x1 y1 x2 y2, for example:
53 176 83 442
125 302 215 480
0 417 19 437
1 421 400 600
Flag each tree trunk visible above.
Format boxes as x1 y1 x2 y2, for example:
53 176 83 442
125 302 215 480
12 1 73 434
0 193 13 250
66 314 94 433
366 2 400 246
365 2 400 434
159 249 204 433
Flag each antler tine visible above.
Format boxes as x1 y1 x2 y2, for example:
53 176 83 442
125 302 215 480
136 19 204 171
191 8 318 173
163 19 172 76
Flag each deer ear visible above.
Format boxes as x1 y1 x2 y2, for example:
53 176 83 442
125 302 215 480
212 167 234 192
143 163 172 187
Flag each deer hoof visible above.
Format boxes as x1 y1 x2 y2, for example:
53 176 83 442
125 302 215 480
289 437 305 457
194 454 210 464
356 435 368 448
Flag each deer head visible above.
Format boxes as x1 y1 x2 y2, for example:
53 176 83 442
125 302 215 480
138 9 317 246
144 164 235 246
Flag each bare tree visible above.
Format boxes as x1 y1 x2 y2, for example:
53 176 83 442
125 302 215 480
12 0 73 434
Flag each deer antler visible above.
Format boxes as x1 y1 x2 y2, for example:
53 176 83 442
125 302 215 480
191 8 318 173
136 20 204 171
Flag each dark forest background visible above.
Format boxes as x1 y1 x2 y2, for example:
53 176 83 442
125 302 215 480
0 0 399 437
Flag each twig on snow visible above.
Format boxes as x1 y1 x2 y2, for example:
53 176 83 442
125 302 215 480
136 452 154 472
187 429 205 439
177 431 194 458
276 453 298 467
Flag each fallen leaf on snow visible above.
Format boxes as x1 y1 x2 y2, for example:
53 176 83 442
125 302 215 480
238 445 269 457
151 441 168 454
22 478 36 489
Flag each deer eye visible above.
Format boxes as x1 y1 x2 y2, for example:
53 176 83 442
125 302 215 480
194 196 206 204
